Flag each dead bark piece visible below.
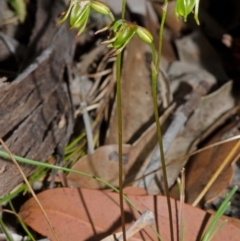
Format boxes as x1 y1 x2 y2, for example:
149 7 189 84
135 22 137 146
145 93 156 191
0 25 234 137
0 0 75 197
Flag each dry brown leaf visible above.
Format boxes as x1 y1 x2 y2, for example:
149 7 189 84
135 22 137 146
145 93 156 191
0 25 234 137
170 115 240 204
67 144 131 189
122 186 147 196
67 105 174 189
147 81 236 194
19 188 240 241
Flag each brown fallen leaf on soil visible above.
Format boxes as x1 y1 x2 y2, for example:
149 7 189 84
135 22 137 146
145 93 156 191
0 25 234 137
19 187 240 241
145 81 236 194
67 144 131 189
67 105 175 189
170 113 240 205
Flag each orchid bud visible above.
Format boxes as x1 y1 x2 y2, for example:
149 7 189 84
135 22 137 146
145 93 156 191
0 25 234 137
57 0 114 37
69 1 90 27
136 26 153 44
56 0 75 26
96 19 154 57
90 0 111 15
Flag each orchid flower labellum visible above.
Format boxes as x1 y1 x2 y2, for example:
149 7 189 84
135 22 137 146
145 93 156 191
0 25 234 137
57 0 112 36
96 19 153 57
175 0 200 25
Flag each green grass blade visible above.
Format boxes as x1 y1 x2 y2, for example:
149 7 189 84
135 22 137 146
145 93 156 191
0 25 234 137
9 200 36 241
201 186 238 241
208 219 228 241
0 217 13 241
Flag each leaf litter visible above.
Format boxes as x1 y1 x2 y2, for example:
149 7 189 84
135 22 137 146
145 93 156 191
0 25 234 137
0 0 240 240
19 188 240 241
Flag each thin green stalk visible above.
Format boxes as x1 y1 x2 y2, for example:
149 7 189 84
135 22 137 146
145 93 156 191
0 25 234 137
156 2 168 68
65 133 85 153
1 184 26 204
0 150 118 196
201 186 238 241
0 150 163 240
208 219 227 241
115 1 127 240
121 0 127 18
152 66 174 240
0 165 47 204
116 53 126 241
0 217 13 241
152 2 174 241
9 200 36 241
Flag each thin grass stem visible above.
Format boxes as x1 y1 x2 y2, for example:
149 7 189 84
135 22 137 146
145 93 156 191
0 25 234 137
201 186 238 241
0 218 13 241
9 201 36 241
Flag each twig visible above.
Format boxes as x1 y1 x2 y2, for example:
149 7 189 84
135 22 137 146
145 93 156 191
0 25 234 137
101 211 154 241
192 140 240 206
81 101 94 154
179 168 185 241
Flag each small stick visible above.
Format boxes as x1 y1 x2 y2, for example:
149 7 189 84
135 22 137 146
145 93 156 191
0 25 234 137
81 101 94 154
192 140 240 207
101 211 155 241
178 168 185 241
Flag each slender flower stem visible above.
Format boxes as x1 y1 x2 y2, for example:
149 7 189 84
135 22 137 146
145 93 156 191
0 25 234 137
156 2 168 68
121 0 127 18
116 1 127 240
116 53 126 241
152 2 174 241
109 12 115 22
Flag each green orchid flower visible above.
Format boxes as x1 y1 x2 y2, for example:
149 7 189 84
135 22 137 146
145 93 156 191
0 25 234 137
175 0 200 25
95 19 153 56
57 0 113 36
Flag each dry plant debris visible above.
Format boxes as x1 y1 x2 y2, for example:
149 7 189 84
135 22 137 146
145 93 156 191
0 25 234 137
0 0 240 240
